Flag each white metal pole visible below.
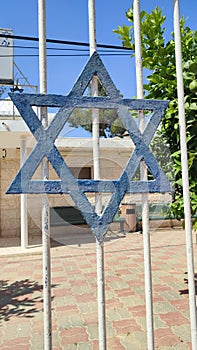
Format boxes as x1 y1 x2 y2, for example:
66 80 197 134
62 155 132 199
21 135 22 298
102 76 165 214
133 1 154 349
38 0 52 349
38 0 47 95
173 1 197 348
88 0 101 188
20 137 28 249
96 237 106 350
88 1 106 349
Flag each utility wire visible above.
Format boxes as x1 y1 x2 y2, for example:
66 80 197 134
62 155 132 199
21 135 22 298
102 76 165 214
0 53 133 57
8 45 133 53
0 33 133 51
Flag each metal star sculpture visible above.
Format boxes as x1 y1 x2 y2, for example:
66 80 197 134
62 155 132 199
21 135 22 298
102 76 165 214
7 52 171 242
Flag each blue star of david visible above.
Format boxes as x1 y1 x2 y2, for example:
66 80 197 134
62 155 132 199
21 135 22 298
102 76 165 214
7 52 171 242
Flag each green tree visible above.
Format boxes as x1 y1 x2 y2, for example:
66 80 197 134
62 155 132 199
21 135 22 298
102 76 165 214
68 81 125 137
114 6 197 228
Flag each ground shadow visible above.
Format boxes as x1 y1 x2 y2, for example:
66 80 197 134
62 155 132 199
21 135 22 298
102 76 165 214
179 272 197 295
0 279 56 322
0 279 42 322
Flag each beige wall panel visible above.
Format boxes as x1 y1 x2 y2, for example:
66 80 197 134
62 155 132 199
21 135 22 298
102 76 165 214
0 143 172 238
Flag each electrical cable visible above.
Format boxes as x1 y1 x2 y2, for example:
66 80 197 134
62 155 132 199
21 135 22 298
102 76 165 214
9 45 133 53
0 33 133 51
0 53 133 57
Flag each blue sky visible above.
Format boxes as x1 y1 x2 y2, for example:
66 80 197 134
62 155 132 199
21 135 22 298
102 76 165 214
0 1 197 99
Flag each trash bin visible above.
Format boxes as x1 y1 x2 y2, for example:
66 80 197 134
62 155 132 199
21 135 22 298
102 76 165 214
121 203 136 232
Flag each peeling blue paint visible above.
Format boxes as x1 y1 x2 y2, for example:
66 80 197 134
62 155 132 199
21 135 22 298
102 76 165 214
6 52 171 242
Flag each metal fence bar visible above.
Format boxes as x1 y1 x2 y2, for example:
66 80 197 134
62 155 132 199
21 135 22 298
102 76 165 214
88 1 107 349
173 1 197 348
20 138 28 249
133 1 154 349
38 0 52 349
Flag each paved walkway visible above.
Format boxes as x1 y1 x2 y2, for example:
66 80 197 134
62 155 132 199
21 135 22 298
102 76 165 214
0 227 196 349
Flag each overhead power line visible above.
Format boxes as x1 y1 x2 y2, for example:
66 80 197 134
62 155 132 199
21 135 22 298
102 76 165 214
6 45 133 53
0 33 133 51
0 53 132 58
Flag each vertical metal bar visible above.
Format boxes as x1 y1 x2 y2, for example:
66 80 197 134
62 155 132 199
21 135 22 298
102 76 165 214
38 0 52 349
96 239 106 350
42 199 51 350
133 1 154 349
173 1 197 348
88 0 101 185
88 1 106 349
20 137 28 250
38 0 47 95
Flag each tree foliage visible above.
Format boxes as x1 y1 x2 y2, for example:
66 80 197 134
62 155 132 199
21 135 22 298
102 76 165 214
114 6 197 228
68 81 125 137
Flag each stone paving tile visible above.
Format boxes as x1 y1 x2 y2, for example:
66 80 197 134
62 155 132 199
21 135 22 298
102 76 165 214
171 324 192 343
159 311 190 327
60 326 89 345
120 331 147 350
112 318 142 335
0 228 196 349
154 327 182 347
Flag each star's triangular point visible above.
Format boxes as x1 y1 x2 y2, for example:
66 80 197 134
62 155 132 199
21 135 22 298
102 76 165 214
68 51 121 99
